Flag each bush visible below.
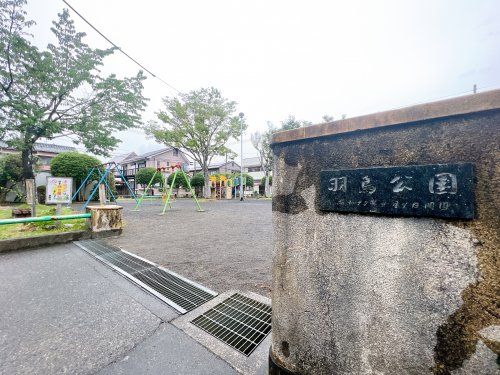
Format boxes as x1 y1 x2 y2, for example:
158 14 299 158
135 168 163 186
0 153 22 202
190 173 204 187
260 175 272 186
50 152 102 201
167 171 190 189
37 185 46 204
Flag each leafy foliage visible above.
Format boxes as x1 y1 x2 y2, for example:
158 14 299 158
0 1 147 178
190 172 204 187
167 171 190 189
135 167 163 186
243 173 254 187
50 152 100 184
280 115 312 130
0 153 22 201
260 175 272 186
146 87 245 197
50 151 102 201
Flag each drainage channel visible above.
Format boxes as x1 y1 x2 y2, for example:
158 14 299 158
74 239 217 314
191 293 272 356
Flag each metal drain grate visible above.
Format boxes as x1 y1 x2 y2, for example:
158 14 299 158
191 293 272 356
74 240 217 313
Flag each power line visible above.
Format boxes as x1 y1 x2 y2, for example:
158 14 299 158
62 0 181 94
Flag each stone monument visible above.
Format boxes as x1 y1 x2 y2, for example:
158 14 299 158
269 90 500 374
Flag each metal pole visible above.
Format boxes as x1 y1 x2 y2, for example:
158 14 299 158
0 213 90 225
239 112 244 201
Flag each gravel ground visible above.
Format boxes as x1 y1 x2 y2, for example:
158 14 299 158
106 198 273 296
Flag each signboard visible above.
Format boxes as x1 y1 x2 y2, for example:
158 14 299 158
46 177 73 204
319 163 475 219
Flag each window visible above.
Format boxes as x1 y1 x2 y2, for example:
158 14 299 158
173 148 179 157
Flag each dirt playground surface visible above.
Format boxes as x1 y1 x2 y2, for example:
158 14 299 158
105 198 273 296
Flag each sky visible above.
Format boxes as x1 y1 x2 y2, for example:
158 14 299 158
25 0 500 163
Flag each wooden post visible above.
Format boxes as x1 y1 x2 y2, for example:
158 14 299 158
98 184 106 205
26 179 36 217
55 203 62 228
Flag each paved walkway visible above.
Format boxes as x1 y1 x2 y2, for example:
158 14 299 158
106 199 273 296
0 244 237 375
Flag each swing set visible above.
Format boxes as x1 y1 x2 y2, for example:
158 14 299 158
132 163 203 215
71 161 138 210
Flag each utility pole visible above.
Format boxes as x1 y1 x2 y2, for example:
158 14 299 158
473 84 477 94
239 112 244 201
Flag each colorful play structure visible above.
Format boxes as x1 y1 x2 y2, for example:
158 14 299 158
132 163 203 215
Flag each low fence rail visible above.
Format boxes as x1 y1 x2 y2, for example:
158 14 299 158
0 213 91 225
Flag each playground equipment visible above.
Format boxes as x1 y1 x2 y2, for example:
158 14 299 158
132 166 169 211
131 163 203 215
209 174 234 199
160 163 203 215
71 162 138 210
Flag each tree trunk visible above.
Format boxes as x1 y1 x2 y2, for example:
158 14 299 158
21 147 35 180
265 172 271 198
203 165 210 198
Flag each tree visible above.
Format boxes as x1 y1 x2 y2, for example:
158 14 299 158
280 115 302 130
251 122 275 197
0 1 147 180
322 114 334 122
146 87 246 198
243 173 254 188
135 167 163 187
50 151 101 201
0 153 21 202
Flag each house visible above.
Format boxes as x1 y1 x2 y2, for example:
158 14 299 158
112 147 189 195
188 160 241 175
0 141 76 187
242 157 272 194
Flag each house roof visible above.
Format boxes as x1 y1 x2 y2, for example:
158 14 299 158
189 160 241 171
33 142 76 153
108 152 137 164
122 147 175 163
0 141 75 153
242 157 261 168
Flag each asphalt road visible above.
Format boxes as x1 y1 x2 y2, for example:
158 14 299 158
106 198 273 297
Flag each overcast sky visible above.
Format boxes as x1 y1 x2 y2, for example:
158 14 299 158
25 0 500 162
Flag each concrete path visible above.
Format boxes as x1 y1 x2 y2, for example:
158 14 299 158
0 244 237 375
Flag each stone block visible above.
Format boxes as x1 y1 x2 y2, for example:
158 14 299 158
270 90 500 374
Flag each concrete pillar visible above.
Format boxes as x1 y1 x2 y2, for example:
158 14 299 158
269 90 500 374
86 205 123 234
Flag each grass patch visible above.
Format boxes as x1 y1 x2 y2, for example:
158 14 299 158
0 204 88 240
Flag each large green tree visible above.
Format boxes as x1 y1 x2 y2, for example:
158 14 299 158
0 1 147 180
146 87 246 198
